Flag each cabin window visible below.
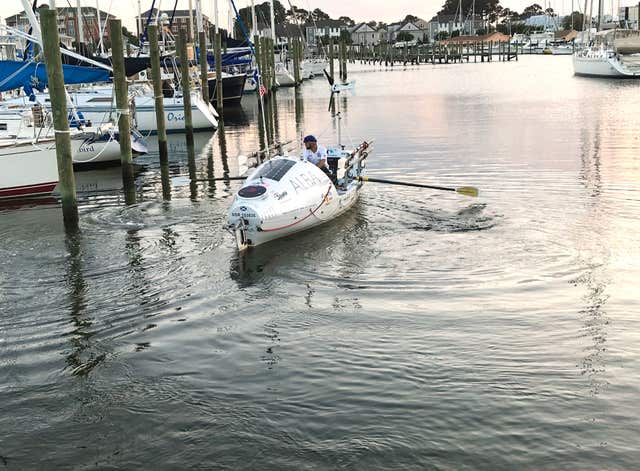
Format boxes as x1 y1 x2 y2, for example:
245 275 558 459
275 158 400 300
87 97 113 103
0 123 7 131
251 159 296 182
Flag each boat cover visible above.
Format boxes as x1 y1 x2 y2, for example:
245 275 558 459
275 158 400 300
0 60 111 96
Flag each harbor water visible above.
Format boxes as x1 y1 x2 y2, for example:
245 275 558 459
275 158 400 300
1 56 640 469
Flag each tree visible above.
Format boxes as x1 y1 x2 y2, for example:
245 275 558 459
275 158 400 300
396 31 414 42
122 26 138 46
286 7 308 23
339 16 355 27
312 8 330 20
544 7 555 17
562 11 584 31
522 3 543 18
403 14 419 24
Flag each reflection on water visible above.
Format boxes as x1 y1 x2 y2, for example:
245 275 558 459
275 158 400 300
2 57 640 469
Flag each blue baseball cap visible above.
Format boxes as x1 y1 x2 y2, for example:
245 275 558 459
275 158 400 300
303 135 317 143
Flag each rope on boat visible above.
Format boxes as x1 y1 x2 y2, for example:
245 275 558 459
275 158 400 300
258 184 333 233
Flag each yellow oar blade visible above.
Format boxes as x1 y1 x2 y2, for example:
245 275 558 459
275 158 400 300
456 186 479 197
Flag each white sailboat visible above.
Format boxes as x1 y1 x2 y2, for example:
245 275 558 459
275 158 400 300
574 29 640 77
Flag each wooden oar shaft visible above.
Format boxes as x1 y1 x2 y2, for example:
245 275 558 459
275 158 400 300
358 177 455 192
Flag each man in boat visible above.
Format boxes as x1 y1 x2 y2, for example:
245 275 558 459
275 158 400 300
302 135 337 185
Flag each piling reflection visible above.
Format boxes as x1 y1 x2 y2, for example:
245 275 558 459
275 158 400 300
63 229 103 376
574 118 610 396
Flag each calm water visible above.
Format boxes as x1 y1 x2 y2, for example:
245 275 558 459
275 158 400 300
1 56 640 469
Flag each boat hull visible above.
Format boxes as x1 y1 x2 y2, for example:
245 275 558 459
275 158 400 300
208 73 247 105
573 53 640 78
228 143 371 249
0 138 78 199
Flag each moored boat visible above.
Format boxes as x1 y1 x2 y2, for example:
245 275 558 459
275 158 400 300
0 136 82 199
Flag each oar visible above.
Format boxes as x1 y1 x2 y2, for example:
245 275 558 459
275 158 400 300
357 177 479 197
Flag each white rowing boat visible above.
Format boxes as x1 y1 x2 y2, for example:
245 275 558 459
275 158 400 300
227 141 371 250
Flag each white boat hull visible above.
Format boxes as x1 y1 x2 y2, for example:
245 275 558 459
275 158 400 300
227 143 371 249
573 51 640 77
0 137 80 199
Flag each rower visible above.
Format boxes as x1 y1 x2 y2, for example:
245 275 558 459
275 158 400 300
302 135 337 184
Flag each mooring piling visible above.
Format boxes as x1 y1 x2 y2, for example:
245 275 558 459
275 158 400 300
40 5 78 228
199 31 210 105
148 24 168 164
176 30 194 146
214 31 223 112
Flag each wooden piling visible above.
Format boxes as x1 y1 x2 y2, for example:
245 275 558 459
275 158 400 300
329 39 334 82
109 19 133 165
292 39 301 85
214 31 223 111
40 5 78 228
177 30 194 146
148 25 168 164
198 31 209 105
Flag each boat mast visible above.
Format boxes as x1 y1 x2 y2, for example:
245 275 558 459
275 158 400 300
598 0 604 30
459 0 463 34
270 0 276 41
21 0 41 40
214 0 219 34
76 0 84 46
188 0 195 43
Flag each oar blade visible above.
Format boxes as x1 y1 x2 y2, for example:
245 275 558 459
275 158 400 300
456 186 479 197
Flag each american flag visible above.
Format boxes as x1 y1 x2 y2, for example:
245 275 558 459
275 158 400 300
259 84 267 97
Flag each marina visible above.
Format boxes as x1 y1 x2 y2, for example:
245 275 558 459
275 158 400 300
1 0 640 469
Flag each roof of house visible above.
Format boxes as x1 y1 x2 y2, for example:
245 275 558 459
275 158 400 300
311 19 347 28
351 22 376 33
441 32 511 43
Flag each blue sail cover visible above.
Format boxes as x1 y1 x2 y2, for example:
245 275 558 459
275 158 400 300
0 60 111 95
203 47 253 68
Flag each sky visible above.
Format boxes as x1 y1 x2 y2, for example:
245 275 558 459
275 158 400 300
0 0 635 31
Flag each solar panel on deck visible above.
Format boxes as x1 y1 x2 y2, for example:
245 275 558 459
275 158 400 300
251 159 296 182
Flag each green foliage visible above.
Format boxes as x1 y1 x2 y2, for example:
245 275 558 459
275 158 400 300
439 0 501 17
339 16 355 27
339 30 352 43
562 12 584 31
122 26 138 46
396 31 414 42
403 15 419 24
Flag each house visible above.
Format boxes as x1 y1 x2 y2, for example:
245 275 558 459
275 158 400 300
440 31 511 45
6 7 114 45
386 22 403 42
428 14 483 39
305 19 347 46
377 26 388 44
620 5 640 29
136 9 213 39
396 21 425 42
275 23 304 47
350 23 378 46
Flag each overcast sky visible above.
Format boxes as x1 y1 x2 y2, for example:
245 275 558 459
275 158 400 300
0 0 634 31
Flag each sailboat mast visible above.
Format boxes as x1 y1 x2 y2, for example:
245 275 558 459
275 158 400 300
76 0 84 44
270 0 276 40
188 0 195 43
597 0 604 30
214 0 219 34
459 0 463 34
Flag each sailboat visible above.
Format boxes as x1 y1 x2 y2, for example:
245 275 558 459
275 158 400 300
573 0 640 77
